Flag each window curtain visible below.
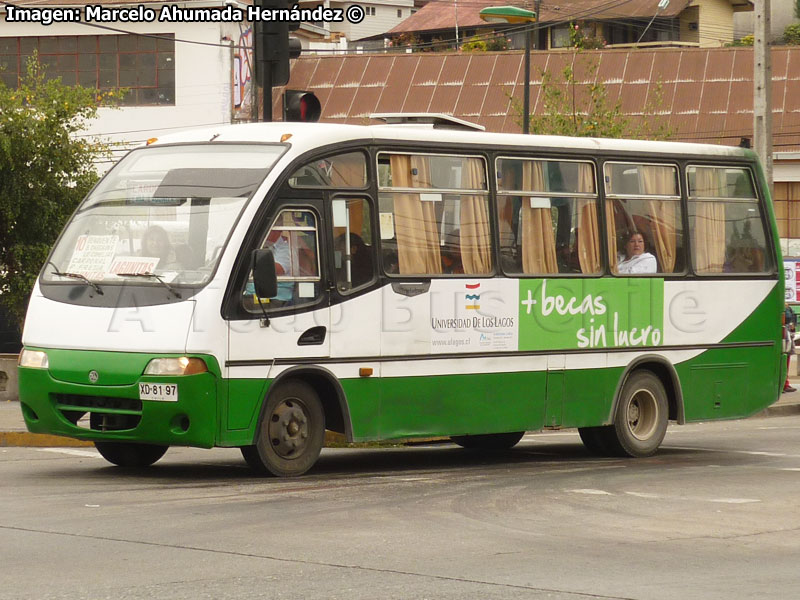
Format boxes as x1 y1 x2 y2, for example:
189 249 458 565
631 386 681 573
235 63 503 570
575 163 601 273
693 168 727 273
641 166 678 273
606 207 619 272
521 161 558 273
460 159 492 274
497 162 517 251
391 155 442 274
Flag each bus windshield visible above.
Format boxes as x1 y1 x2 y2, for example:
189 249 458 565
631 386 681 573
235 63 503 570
42 143 285 287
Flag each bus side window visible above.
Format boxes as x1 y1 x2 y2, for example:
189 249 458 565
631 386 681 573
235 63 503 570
332 198 375 292
377 153 493 276
604 162 683 276
496 158 600 275
687 166 770 274
242 209 322 312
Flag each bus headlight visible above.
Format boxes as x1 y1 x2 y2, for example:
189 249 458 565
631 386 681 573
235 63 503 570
144 357 208 376
19 349 49 369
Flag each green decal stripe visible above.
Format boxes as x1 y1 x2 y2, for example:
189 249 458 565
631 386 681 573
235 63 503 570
519 278 664 351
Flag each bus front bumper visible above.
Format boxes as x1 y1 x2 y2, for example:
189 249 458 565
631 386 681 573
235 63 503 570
18 349 219 448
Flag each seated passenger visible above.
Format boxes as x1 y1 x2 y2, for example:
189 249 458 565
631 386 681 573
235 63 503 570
141 225 181 270
441 230 464 275
335 233 373 288
617 231 657 274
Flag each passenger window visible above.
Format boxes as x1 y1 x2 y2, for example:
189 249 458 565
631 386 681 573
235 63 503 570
496 158 600 275
332 198 375 292
289 152 367 188
242 209 321 312
687 166 770 274
604 162 683 275
377 153 492 276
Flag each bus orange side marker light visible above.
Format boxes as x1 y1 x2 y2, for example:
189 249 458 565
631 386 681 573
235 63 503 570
359 367 373 377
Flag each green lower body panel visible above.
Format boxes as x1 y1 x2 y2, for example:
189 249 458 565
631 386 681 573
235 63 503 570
678 345 781 422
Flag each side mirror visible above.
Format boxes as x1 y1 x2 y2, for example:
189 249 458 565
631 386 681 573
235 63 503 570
252 248 278 299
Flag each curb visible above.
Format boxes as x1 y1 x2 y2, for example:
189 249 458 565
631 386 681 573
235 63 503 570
756 403 800 418
0 431 93 448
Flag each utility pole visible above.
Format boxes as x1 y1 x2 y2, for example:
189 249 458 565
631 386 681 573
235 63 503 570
754 0 773 193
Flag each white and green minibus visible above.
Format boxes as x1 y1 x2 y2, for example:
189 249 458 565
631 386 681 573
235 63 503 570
18 115 785 476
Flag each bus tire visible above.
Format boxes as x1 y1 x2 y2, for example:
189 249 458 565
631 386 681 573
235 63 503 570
94 441 168 467
451 431 524 451
242 380 325 477
608 370 668 457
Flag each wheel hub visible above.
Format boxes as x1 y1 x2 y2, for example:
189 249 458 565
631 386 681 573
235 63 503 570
627 389 657 441
268 399 310 458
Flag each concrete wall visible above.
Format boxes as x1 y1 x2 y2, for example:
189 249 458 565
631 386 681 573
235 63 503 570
735 0 797 41
0 19 237 164
0 355 18 402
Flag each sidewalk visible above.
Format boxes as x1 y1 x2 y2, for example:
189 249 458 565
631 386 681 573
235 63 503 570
3 377 800 447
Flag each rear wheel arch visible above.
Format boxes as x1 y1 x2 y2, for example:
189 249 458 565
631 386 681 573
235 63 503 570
612 355 684 425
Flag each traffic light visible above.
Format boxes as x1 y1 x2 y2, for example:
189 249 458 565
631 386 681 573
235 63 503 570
253 0 302 87
283 90 321 122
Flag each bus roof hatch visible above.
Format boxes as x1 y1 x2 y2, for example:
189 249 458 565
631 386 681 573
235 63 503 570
370 113 486 132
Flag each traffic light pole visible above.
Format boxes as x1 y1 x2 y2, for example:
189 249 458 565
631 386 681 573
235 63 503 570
261 65 272 122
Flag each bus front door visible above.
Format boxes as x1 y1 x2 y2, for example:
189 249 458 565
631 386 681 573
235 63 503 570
226 206 330 433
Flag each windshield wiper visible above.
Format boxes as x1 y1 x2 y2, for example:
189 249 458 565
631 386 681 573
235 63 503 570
117 272 182 299
50 267 104 295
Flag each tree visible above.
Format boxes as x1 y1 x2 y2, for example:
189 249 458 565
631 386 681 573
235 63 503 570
513 51 673 140
0 59 111 328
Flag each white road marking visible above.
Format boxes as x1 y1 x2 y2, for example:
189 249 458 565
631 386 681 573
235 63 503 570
571 490 764 504
709 498 761 504
36 448 101 458
667 445 798 458
625 491 660 499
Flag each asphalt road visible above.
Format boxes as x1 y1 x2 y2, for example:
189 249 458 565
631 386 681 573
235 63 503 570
1 416 799 600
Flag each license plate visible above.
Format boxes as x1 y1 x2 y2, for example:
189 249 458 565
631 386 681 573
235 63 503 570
139 382 178 402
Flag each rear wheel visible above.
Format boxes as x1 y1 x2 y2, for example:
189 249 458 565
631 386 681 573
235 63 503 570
241 381 325 477
94 442 168 467
451 431 524 450
606 370 669 457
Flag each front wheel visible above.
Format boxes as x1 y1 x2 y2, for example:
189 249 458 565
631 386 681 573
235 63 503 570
451 431 524 451
607 370 669 457
94 441 168 467
241 380 325 477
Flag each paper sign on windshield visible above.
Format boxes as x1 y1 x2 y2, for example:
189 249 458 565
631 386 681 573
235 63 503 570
66 235 118 279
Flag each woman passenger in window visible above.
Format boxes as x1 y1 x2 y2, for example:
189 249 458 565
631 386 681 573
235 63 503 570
141 225 180 270
617 231 657 274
